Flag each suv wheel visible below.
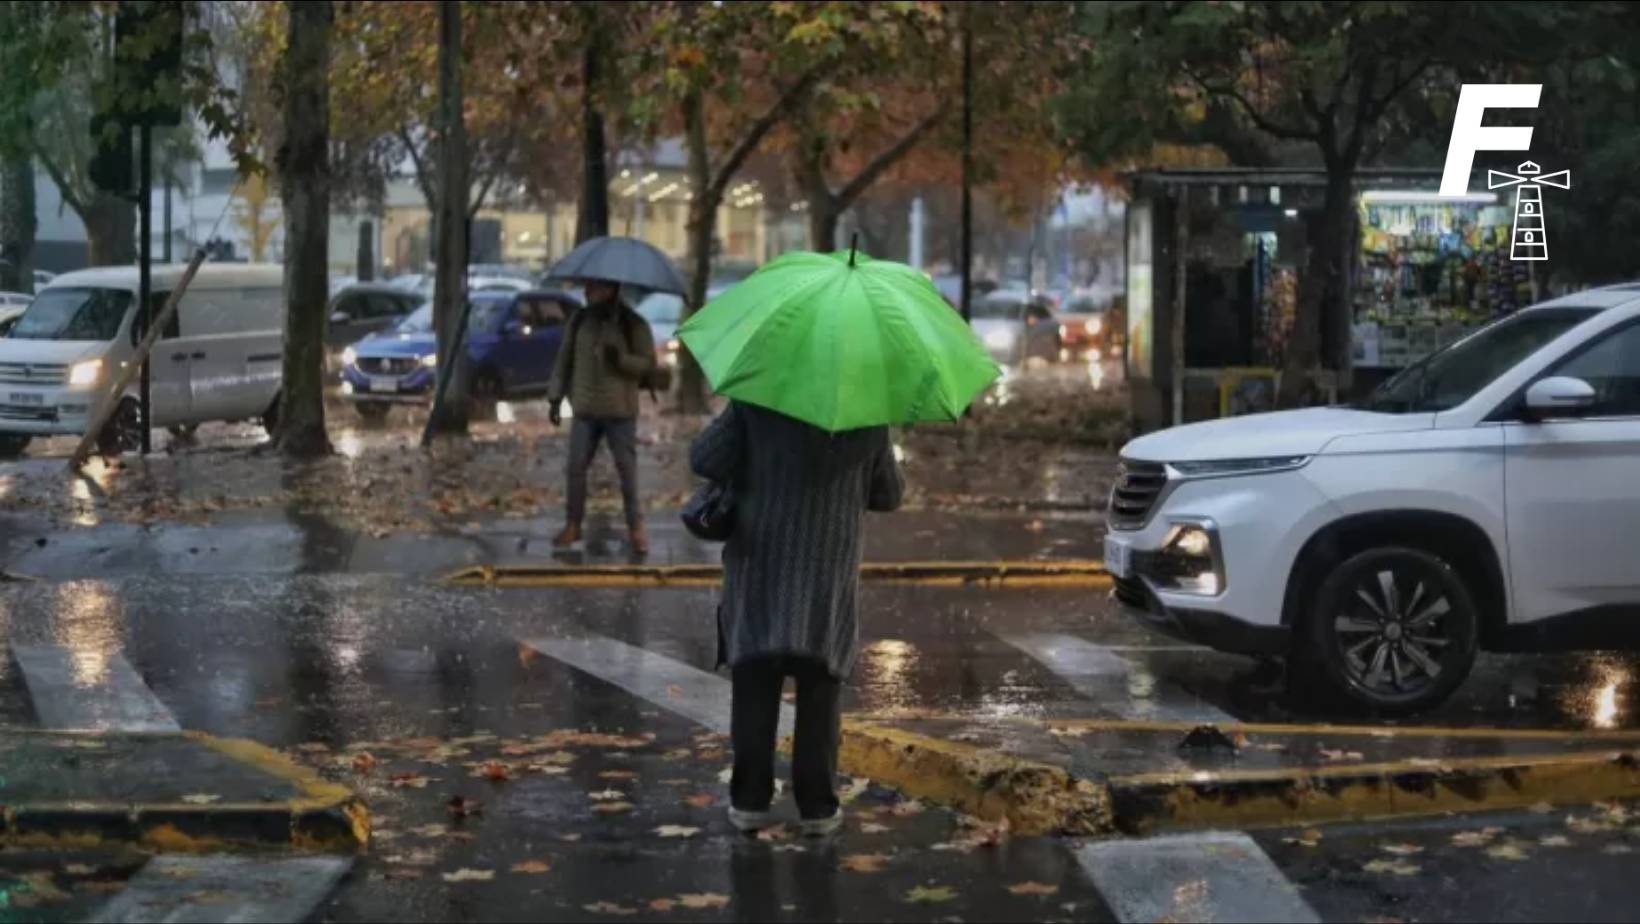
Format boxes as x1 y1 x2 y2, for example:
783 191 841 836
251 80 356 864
0 433 30 459
1302 546 1478 715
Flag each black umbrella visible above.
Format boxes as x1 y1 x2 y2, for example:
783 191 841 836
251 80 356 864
545 236 688 295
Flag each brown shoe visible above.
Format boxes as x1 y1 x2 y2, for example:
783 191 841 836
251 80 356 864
629 524 649 555
552 523 582 547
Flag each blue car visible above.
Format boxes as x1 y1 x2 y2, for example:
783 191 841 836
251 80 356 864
339 289 579 420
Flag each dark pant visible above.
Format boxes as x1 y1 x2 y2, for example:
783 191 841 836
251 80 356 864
565 416 641 528
731 656 841 819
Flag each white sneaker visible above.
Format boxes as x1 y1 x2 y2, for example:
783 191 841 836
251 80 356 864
728 806 774 833
799 809 843 838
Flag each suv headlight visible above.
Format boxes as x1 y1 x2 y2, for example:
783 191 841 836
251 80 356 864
420 353 438 368
1153 520 1224 596
1170 455 1309 478
341 347 357 367
68 359 102 386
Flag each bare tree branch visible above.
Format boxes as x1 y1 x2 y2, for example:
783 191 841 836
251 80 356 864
1183 67 1321 142
835 107 947 210
397 126 436 208
33 148 84 215
707 62 830 202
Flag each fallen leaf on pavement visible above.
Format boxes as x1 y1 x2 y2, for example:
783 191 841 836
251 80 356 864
588 789 627 801
665 685 684 698
1528 802 1555 814
442 868 494 883
1566 816 1617 834
535 750 577 766
477 761 512 782
583 901 638 916
408 825 449 839
296 742 331 754
511 860 552 874
526 764 570 776
1048 726 1091 738
1008 881 1059 896
1539 835 1571 848
648 898 677 912
593 802 635 814
1283 829 1323 848
841 854 890 873
180 793 220 805
63 864 99 876
352 752 378 774
1379 843 1423 856
390 773 434 789
1318 748 1365 762
1603 843 1633 855
755 824 791 842
1486 842 1530 861
1451 827 1503 848
446 796 483 818
384 850 438 866
684 792 717 809
678 893 730 910
599 770 638 781
654 825 700 838
889 799 925 817
905 885 958 904
560 834 582 843
662 749 692 762
859 822 891 835
1363 859 1421 877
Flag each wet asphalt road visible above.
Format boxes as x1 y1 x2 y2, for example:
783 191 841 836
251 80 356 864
4 572 1640 921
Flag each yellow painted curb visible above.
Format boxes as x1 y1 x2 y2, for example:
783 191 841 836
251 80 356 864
1107 748 1640 834
852 712 1640 743
774 721 1111 836
445 559 1111 588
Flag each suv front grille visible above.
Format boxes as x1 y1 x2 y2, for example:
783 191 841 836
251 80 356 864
359 356 420 375
0 362 67 385
1109 459 1168 529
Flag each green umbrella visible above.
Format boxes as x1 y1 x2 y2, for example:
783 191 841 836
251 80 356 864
677 247 999 432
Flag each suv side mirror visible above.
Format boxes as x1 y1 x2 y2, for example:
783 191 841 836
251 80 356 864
329 310 349 324
502 320 525 338
1524 376 1597 419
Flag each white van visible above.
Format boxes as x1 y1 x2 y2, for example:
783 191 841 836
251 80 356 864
0 263 285 458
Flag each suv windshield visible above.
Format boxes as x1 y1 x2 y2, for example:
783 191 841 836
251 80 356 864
10 288 132 341
1356 308 1598 413
397 298 511 335
637 293 683 324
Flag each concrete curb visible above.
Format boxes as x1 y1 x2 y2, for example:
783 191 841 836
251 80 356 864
0 732 368 852
445 559 1111 588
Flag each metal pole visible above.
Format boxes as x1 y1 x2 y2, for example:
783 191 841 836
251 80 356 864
1171 186 1187 427
162 157 172 263
138 121 153 455
959 10 972 324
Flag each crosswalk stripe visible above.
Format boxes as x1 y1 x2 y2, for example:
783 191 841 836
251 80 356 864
522 634 794 737
11 644 180 733
1076 831 1319 923
997 631 1237 725
90 854 352 924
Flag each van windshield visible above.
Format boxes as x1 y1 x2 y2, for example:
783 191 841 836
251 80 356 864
11 288 133 341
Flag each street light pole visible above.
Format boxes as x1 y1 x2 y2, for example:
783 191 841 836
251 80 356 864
138 121 153 455
959 8 973 325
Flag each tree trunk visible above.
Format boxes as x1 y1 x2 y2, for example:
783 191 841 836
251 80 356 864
83 192 136 267
273 0 333 458
673 88 713 414
428 0 470 435
575 38 608 244
0 149 36 291
1279 168 1354 408
356 219 374 281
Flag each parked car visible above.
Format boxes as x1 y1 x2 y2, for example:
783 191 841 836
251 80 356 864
469 276 533 294
339 289 578 421
1108 285 1640 714
32 269 55 293
634 280 733 368
0 292 31 336
970 291 1060 365
0 264 285 458
328 284 425 349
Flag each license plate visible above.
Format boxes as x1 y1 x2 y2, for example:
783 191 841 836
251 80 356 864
1103 535 1133 578
369 377 398 393
8 392 42 406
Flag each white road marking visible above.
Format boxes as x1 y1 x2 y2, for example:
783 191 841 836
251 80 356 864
997 631 1237 725
1077 831 1319 924
11 644 180 732
90 854 352 924
522 634 795 737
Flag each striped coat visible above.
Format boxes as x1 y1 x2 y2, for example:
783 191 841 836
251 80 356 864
689 401 904 679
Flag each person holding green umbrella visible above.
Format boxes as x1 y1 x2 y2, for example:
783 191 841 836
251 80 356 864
685 243 998 836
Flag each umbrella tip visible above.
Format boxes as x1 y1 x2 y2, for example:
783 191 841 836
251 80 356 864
848 232 859 267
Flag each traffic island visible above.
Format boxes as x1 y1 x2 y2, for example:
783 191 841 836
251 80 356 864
0 729 368 852
848 715 1640 836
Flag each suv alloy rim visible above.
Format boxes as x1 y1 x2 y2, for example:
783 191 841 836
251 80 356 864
1334 567 1452 697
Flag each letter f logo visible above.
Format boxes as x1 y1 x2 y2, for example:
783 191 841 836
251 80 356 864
1439 85 1541 196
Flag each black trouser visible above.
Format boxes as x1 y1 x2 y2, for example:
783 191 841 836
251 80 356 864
731 656 841 819
565 416 641 528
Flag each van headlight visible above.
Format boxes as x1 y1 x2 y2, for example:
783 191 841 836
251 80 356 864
421 353 438 368
341 347 357 367
68 359 102 386
1170 456 1309 478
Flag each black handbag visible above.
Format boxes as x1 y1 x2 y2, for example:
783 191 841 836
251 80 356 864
681 481 735 541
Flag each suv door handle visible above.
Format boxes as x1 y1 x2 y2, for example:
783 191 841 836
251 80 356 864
171 352 188 362
190 351 206 360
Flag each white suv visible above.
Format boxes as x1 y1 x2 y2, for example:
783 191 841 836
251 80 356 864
1108 286 1640 713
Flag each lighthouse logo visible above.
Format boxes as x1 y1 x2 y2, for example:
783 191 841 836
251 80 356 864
1437 84 1570 262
